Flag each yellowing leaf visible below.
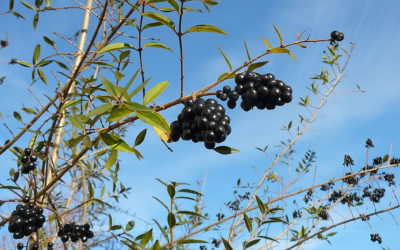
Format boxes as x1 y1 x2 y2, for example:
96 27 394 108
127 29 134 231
185 24 227 35
143 81 170 105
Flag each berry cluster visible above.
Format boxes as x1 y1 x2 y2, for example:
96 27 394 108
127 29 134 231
17 243 40 250
216 72 293 111
292 210 302 219
320 182 334 191
318 207 329 220
8 201 45 239
370 233 382 244
341 192 362 206
20 148 37 174
169 98 232 149
343 154 354 166
383 173 395 186
362 186 385 203
303 190 313 204
343 172 359 185
58 222 94 243
330 31 344 42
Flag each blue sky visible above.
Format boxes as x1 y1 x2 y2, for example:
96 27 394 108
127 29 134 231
1 0 400 249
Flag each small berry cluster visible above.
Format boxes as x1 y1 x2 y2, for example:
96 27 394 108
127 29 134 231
8 200 46 239
303 190 313 204
330 31 344 42
343 172 359 185
292 210 302 219
216 71 293 111
169 98 232 149
58 222 94 243
343 154 354 166
341 192 362 206
318 207 329 220
320 182 334 191
370 233 382 244
383 173 395 186
20 148 37 174
362 186 385 203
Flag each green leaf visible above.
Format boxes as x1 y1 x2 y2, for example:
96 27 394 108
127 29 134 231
177 188 202 196
110 225 122 231
167 184 175 198
383 154 389 162
243 40 251 60
273 25 283 45
177 211 205 218
143 21 163 30
144 81 170 105
129 78 152 99
9 0 14 10
134 129 147 146
22 108 37 115
104 149 118 170
168 212 176 228
37 68 47 84
43 36 55 47
36 60 52 67
270 47 290 54
244 213 252 232
33 12 39 30
221 237 233 250
21 1 35 10
87 103 114 117
248 61 269 71
14 60 33 67
33 44 40 64
256 195 267 214
185 24 227 35
178 239 208 244
125 221 135 231
142 12 175 30
13 112 22 122
213 146 239 155
143 42 173 51
217 47 232 71
244 239 260 249
101 77 117 97
135 111 171 142
261 37 272 50
67 115 84 130
98 42 133 54
167 0 179 11
100 133 137 154
106 106 134 122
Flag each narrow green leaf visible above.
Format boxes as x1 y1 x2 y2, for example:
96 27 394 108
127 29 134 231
177 188 203 196
167 184 175 198
217 47 232 71
129 78 152 99
43 36 55 47
244 239 260 249
37 68 47 84
167 0 179 11
134 129 147 146
100 133 136 154
124 69 140 93
177 211 205 218
243 40 251 60
104 149 118 170
153 196 169 211
255 195 266 214
143 81 170 105
168 213 176 228
14 60 33 67
221 238 233 250
22 108 37 115
33 12 39 30
33 44 40 64
21 1 35 10
261 37 272 50
142 21 163 30
142 12 175 30
106 106 134 122
270 47 290 54
98 42 133 54
67 115 84 130
185 24 227 35
13 112 22 122
101 77 117 97
143 42 172 51
87 103 114 117
244 213 252 232
213 146 239 154
110 225 122 231
248 61 269 71
125 221 135 231
178 239 208 244
273 25 283 45
9 0 14 10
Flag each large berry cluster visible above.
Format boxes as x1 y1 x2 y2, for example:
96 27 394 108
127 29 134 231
216 72 293 111
58 222 94 243
169 98 231 149
8 201 45 239
20 148 37 174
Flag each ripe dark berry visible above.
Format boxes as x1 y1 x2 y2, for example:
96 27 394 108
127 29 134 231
13 231 24 239
24 148 32 156
269 87 281 101
17 243 24 250
21 155 29 164
281 91 292 103
81 235 88 242
184 98 194 107
48 242 54 248
244 81 255 90
30 243 39 250
222 85 231 93
243 71 257 82
276 80 286 90
27 162 36 171
235 84 245 94
28 203 35 209
331 30 344 41
228 91 239 101
219 93 228 101
227 100 236 109
193 101 205 115
204 142 215 149
29 155 37 163
87 230 94 238
207 121 218 130
240 101 251 112
61 234 69 242
244 89 258 103
204 130 216 143
266 79 277 89
257 85 269 98
181 129 192 140
205 98 217 106
256 101 266 110
235 73 245 85
23 196 30 203
215 104 225 114
216 90 223 98
275 97 285 106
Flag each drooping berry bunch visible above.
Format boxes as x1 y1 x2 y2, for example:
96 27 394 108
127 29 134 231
169 98 232 149
20 148 37 174
58 222 94 243
370 233 382 244
8 200 46 239
216 71 293 111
